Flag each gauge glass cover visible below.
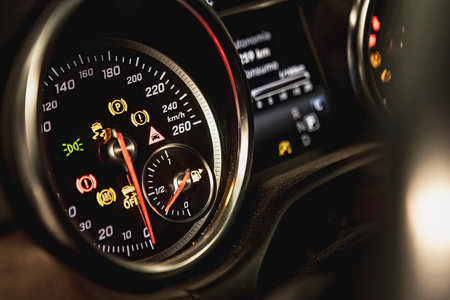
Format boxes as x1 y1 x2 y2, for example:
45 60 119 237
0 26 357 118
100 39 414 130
38 39 221 262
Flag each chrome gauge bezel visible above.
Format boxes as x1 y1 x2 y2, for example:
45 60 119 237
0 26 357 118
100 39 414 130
141 143 216 223
1 0 252 288
39 38 224 262
348 0 385 113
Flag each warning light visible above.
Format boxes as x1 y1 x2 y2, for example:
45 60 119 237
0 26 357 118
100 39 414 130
108 98 128 116
372 16 381 32
131 110 150 127
381 69 392 83
76 174 97 194
369 34 377 49
62 138 84 157
122 185 138 209
96 188 117 207
278 140 292 157
370 51 382 69
148 126 165 145
91 122 112 143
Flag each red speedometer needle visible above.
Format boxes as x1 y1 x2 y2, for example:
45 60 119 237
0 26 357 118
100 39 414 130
165 169 191 213
116 132 156 245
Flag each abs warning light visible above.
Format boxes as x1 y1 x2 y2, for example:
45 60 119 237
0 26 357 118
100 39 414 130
97 188 117 207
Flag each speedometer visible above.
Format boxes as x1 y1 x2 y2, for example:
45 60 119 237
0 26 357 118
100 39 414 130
39 39 221 261
2 0 252 288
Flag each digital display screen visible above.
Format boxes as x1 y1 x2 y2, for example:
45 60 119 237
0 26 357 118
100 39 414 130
222 1 333 172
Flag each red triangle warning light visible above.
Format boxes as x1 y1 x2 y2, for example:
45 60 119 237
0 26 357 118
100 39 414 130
148 126 165 145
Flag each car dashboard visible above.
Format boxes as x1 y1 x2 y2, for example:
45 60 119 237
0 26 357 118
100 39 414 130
0 0 448 299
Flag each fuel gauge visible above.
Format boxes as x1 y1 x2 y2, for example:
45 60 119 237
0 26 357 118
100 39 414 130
142 144 214 222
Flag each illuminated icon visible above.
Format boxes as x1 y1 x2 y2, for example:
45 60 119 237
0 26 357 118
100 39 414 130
91 122 112 143
108 98 128 116
301 134 312 147
96 188 117 207
122 185 138 209
191 169 203 183
372 15 381 32
62 138 84 157
381 69 392 83
76 174 97 194
370 51 382 69
311 97 326 112
278 140 292 157
369 34 377 48
91 122 103 140
148 126 165 145
131 109 150 127
304 113 320 132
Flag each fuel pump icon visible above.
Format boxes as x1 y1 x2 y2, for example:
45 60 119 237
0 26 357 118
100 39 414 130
191 169 203 183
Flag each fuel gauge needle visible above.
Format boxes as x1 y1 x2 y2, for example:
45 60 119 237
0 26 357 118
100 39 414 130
165 169 191 213
116 132 156 245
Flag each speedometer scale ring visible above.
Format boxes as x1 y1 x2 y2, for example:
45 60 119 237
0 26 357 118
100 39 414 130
39 39 221 262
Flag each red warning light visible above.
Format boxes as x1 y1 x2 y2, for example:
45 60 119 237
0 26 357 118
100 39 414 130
369 34 377 49
372 16 381 32
76 174 97 194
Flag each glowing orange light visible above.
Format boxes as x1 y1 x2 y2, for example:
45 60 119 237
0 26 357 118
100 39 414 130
370 51 382 69
369 34 377 48
278 140 292 156
96 188 117 207
372 16 381 32
381 69 392 83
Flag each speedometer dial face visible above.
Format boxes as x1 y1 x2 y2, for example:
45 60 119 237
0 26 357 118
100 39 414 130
38 39 221 262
